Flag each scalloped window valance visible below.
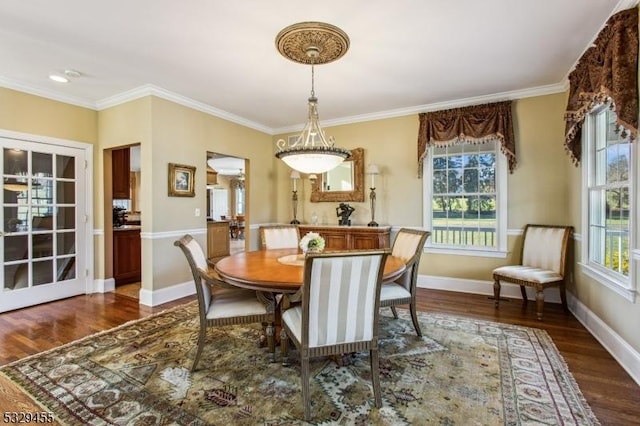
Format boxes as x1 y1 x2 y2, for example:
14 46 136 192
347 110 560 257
417 101 515 177
564 7 638 164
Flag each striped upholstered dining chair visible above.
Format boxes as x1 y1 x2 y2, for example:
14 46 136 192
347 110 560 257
280 249 390 421
379 228 431 336
259 224 300 249
174 234 276 371
493 224 573 321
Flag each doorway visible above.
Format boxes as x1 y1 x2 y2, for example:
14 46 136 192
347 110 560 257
206 153 248 256
0 135 90 312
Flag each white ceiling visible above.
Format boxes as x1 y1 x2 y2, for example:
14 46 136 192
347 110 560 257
0 1 633 134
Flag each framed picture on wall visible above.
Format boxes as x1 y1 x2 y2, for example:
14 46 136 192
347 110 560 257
168 163 196 197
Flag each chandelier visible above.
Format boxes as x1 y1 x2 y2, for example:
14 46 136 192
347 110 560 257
274 22 351 174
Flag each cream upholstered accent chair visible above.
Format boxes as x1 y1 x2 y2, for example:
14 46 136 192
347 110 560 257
174 235 276 371
379 228 431 337
259 224 300 249
493 224 573 321
280 249 390 421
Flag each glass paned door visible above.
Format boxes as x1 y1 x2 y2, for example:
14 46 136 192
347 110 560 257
1 137 87 312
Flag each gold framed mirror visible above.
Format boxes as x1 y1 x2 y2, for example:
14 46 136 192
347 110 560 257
311 148 364 202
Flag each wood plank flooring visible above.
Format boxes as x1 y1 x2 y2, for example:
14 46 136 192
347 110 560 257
0 288 638 425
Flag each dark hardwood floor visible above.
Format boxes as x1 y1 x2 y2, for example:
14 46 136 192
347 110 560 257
1 288 638 425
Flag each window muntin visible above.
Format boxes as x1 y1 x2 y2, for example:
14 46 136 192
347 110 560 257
426 140 505 253
586 108 631 278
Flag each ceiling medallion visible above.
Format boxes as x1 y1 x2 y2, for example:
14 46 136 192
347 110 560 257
275 21 350 65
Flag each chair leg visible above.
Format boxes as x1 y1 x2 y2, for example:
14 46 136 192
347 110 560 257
370 348 383 408
520 285 528 302
559 283 569 312
409 303 422 337
280 328 289 366
301 355 311 421
266 322 276 362
192 327 206 372
535 288 545 321
493 278 501 308
390 306 399 319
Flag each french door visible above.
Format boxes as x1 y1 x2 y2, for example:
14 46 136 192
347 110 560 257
0 136 88 312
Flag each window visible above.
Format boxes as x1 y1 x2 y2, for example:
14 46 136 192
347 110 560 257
582 106 635 299
423 139 507 257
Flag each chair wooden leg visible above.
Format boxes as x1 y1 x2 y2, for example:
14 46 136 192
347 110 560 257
390 306 399 319
266 322 276 362
280 328 289 366
520 285 528 301
493 278 501 308
535 288 545 321
409 303 422 337
559 283 568 312
192 327 206 372
301 355 311 421
370 348 382 408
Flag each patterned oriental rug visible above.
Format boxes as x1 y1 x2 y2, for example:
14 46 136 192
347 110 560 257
0 302 600 425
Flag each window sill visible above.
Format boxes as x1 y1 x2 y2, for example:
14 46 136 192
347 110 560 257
424 246 508 258
579 262 636 302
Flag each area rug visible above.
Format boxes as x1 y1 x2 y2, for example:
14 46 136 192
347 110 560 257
0 302 599 425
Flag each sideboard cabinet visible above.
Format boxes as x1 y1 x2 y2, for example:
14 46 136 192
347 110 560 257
298 225 390 250
208 220 231 263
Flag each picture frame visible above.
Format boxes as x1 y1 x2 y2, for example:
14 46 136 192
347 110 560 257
168 163 196 197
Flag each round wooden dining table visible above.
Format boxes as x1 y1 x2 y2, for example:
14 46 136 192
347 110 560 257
215 248 406 293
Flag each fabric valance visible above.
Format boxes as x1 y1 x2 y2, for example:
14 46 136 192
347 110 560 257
564 7 638 164
417 101 515 177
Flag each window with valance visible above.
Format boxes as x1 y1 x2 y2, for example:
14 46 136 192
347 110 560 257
564 7 638 163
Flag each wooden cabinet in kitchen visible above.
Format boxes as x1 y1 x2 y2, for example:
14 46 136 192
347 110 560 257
297 225 390 250
207 221 230 263
112 148 130 199
113 227 141 285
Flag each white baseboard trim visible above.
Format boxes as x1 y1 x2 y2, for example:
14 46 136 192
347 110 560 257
417 274 562 303
139 281 195 307
567 293 640 386
417 273 640 387
93 278 115 293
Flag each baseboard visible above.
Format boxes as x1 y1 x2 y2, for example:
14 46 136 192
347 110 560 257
139 281 195 307
417 273 640 387
567 293 640 386
93 278 115 293
417 274 562 303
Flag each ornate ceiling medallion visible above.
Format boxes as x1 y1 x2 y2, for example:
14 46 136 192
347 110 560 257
275 21 350 65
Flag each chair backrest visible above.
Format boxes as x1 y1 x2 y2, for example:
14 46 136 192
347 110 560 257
174 235 212 316
521 225 573 274
391 228 431 289
260 225 300 249
301 250 390 348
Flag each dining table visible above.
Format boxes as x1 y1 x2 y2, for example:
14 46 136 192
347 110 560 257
214 248 406 293
214 248 406 364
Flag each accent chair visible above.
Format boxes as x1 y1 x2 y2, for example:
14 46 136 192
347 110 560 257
493 224 573 321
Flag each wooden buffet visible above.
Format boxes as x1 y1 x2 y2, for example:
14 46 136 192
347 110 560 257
297 225 390 250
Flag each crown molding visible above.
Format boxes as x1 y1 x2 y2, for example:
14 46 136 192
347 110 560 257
273 80 568 134
95 84 273 134
0 75 97 109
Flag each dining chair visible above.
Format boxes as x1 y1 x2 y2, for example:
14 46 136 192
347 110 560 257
379 228 430 337
174 234 276 371
259 224 300 249
493 224 573 321
280 249 390 421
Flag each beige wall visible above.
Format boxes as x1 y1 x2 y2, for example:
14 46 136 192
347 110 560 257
274 93 572 280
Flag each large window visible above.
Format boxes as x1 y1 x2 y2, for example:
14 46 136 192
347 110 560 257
423 139 507 256
583 106 635 298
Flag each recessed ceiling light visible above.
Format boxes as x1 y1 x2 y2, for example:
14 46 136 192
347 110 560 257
49 74 69 83
64 69 82 78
